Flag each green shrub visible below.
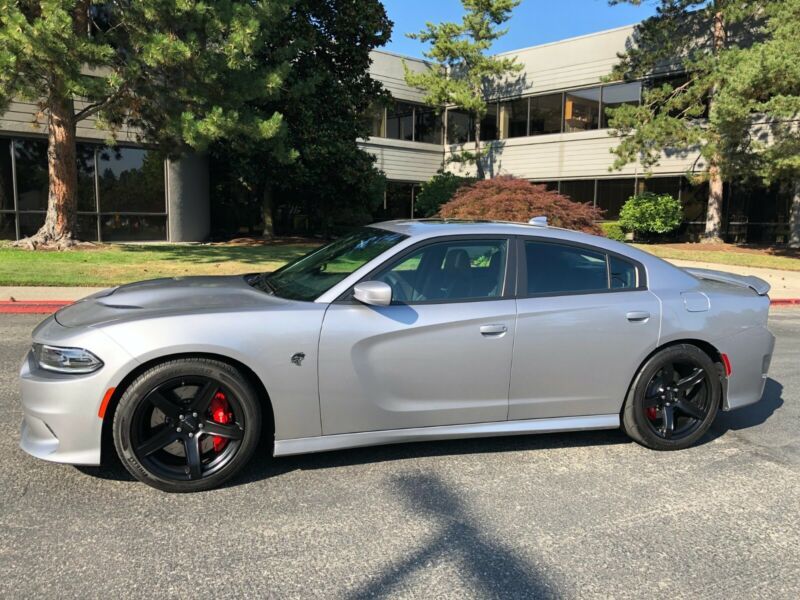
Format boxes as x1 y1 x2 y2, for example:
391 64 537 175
415 173 475 217
619 192 683 235
601 221 626 242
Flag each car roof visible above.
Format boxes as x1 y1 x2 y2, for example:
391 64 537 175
370 219 692 284
372 219 607 246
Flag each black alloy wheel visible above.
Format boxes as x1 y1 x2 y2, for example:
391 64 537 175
113 358 262 492
623 344 721 451
130 376 245 481
641 361 711 440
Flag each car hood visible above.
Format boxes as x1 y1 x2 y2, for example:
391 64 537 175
54 275 288 328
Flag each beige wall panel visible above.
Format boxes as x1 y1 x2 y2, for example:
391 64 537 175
360 138 444 182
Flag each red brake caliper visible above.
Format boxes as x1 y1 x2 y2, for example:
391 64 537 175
647 407 658 420
209 392 233 452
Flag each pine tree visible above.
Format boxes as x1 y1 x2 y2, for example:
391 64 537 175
0 1 296 248
607 0 768 243
403 0 522 180
714 0 800 247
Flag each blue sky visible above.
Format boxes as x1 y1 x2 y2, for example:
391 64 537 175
381 0 657 58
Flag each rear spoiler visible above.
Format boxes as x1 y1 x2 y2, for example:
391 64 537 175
683 267 770 296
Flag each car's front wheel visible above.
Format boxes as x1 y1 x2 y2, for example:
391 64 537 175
113 358 262 492
623 344 721 450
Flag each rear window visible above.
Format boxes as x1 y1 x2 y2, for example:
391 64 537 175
524 241 639 296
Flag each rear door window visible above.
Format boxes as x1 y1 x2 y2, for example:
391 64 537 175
524 240 640 296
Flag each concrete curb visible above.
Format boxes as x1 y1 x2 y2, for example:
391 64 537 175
2 298 799 315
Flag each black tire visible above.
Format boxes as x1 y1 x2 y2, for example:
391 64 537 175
113 358 262 492
623 344 721 450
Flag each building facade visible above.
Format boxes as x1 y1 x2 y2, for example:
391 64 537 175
0 24 790 242
0 97 209 242
365 26 791 243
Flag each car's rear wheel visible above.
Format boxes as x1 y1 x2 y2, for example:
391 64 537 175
113 358 261 492
623 344 721 450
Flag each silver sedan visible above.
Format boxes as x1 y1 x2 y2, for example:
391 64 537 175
19 220 775 492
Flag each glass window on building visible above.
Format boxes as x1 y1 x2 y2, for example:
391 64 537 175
559 179 595 204
386 101 415 141
680 179 708 222
645 73 707 118
415 105 443 144
378 181 416 220
481 103 499 142
98 146 165 214
447 110 473 144
643 176 681 199
0 137 13 212
0 138 14 239
564 87 600 132
596 178 636 219
365 103 385 138
529 94 562 135
76 143 98 212
601 82 641 128
100 214 167 242
14 138 49 211
504 98 529 138
539 181 559 192
0 213 15 240
18 212 46 237
76 213 99 242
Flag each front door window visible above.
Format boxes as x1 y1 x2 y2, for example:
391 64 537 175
373 239 508 303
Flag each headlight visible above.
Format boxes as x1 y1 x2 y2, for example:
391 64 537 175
32 343 103 374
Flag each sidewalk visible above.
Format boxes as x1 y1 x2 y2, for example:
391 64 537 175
1 260 799 313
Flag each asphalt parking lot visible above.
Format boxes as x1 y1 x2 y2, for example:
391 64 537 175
1 311 798 599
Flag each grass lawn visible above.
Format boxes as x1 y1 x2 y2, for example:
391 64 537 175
2 238 799 287
0 241 320 287
634 243 800 272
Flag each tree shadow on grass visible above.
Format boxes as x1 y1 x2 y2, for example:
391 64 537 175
115 242 318 266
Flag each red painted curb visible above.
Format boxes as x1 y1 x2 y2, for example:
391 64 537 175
771 298 800 306
0 301 70 314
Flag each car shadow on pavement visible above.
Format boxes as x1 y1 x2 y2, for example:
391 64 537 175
344 472 558 599
235 428 631 487
74 427 631 487
704 377 784 443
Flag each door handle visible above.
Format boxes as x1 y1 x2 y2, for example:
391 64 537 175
626 311 650 322
480 324 508 336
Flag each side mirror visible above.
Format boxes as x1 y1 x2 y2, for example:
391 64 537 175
353 281 392 306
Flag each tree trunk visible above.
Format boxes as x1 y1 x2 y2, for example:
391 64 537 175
702 160 725 243
701 8 726 244
17 94 78 249
789 179 800 249
262 184 275 239
474 117 485 180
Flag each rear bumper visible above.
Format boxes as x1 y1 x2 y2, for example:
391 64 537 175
718 325 775 411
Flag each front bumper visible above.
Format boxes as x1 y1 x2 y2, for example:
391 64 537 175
19 317 138 465
19 352 110 465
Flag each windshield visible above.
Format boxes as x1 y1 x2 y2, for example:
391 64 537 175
249 227 407 301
